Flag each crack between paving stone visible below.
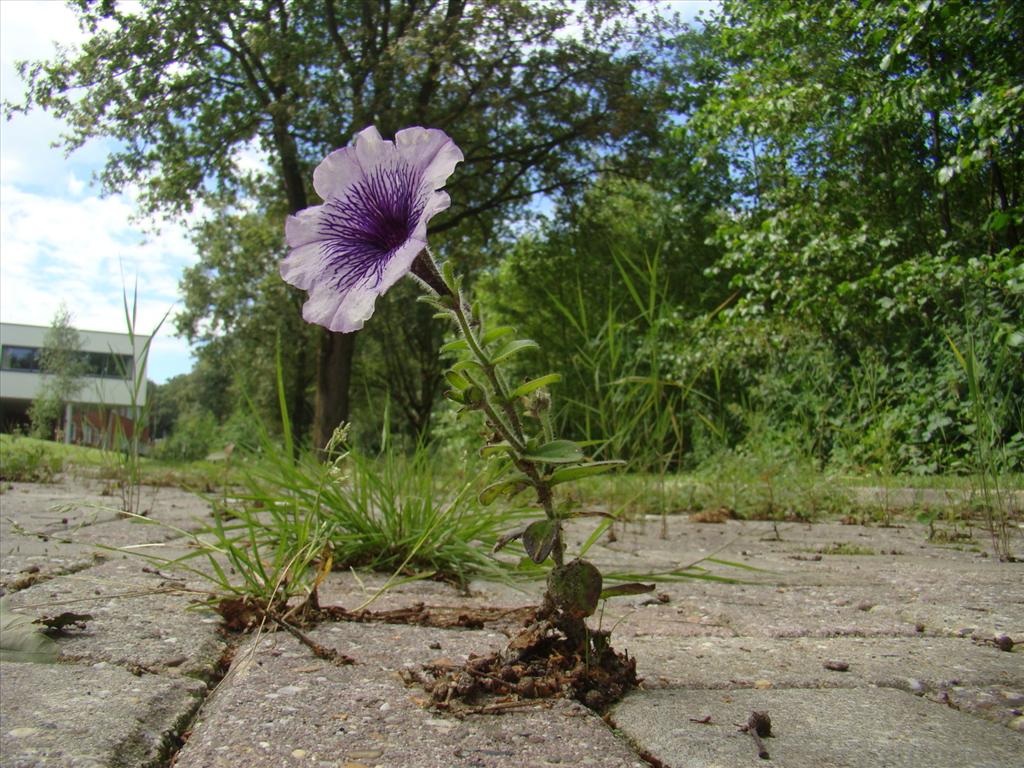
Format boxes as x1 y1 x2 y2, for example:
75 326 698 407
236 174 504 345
1 556 108 594
604 710 669 768
148 642 237 768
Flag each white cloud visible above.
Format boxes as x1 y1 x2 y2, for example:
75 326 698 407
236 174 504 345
0 1 200 383
0 183 200 382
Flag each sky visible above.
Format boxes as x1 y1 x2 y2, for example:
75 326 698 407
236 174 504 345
0 0 203 383
0 0 718 385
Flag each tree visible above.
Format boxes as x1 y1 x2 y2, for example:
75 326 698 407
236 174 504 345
13 0 674 448
676 0 1024 469
29 304 86 440
689 0 1022 342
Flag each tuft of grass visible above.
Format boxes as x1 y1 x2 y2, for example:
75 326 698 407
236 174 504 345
816 543 876 556
947 333 1020 560
237 434 524 587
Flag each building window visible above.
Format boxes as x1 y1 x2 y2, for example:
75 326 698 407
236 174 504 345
0 346 41 371
1 346 133 379
81 351 134 378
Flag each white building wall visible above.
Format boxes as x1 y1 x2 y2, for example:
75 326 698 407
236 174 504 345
0 323 148 408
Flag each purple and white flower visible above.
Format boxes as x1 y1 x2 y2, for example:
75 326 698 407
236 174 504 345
281 125 463 332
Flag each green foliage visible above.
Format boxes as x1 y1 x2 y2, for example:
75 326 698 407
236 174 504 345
681 0 1023 473
423 253 674 651
153 410 219 462
477 1 1023 481
310 444 519 583
346 281 450 444
480 182 725 474
948 333 1019 559
0 434 64 483
177 205 317 440
28 304 86 440
26 395 63 442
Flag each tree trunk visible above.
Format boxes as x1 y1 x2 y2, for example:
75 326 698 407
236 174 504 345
991 159 1020 249
313 329 357 451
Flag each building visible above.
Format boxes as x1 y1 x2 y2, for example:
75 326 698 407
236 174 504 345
0 322 149 444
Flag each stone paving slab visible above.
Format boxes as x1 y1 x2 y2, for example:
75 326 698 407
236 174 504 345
585 516 1004 569
174 622 648 768
621 635 1022 692
610 687 1024 768
0 482 123 533
608 583 924 639
942 684 1024 730
847 485 1024 512
0 660 206 768
1 481 216 593
3 557 226 677
600 578 1024 641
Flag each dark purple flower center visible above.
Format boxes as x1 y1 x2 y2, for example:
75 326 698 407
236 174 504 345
318 164 425 291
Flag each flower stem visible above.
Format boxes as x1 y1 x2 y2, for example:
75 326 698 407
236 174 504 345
452 300 526 439
446 283 564 566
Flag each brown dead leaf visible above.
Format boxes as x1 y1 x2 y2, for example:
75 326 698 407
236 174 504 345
689 507 735 523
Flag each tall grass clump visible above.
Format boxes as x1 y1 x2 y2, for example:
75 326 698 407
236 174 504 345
532 247 720 532
239 425 522 588
947 332 1021 560
0 434 65 483
222 353 522 591
105 280 169 515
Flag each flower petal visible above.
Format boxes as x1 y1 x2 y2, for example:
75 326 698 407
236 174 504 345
280 242 325 291
301 279 380 333
285 126 464 333
284 205 325 248
312 126 388 201
378 233 428 294
421 190 452 221
395 127 464 191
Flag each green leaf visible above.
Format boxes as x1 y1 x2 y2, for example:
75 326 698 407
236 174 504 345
490 339 538 365
0 599 59 664
441 259 457 288
479 441 515 458
478 474 531 505
450 359 483 374
600 582 655 600
548 460 625 485
445 370 470 390
492 527 528 554
510 373 562 398
481 325 515 345
440 338 470 354
522 439 584 464
522 519 559 563
546 559 602 619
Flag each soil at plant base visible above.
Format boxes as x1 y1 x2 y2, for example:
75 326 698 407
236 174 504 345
401 615 639 715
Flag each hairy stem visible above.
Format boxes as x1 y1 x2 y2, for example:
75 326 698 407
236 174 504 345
446 281 564 566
